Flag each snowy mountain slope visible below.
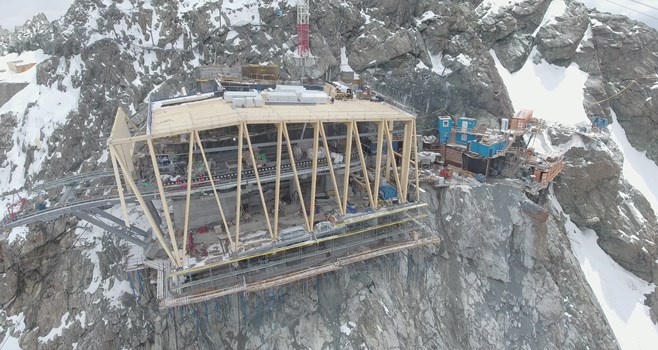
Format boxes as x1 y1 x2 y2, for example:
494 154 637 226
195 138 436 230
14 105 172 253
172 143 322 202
491 9 658 347
0 0 656 349
550 191 658 350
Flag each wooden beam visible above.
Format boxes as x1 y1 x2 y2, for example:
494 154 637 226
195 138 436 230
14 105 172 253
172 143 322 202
383 122 403 201
111 144 178 266
274 123 283 239
282 123 311 232
385 134 392 183
194 130 234 249
372 121 385 210
309 122 320 231
400 121 413 202
352 122 375 209
182 132 195 259
413 119 420 201
235 124 244 250
341 121 353 215
109 148 130 226
242 123 274 240
319 122 343 214
147 138 181 265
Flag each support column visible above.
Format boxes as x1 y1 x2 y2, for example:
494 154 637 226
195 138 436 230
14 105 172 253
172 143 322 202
235 124 244 249
309 121 320 230
353 121 375 209
319 122 343 214
384 122 403 200
242 123 274 240
147 138 181 265
400 121 413 203
110 148 130 226
413 119 421 201
274 123 283 239
194 131 234 249
111 144 178 266
372 121 385 209
341 121 353 215
182 132 195 258
282 123 311 232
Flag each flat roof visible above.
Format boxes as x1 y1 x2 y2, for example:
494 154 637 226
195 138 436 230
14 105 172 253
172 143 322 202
110 97 415 144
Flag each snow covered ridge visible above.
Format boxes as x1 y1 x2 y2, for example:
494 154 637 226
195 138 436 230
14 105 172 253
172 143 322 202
0 50 81 222
550 192 658 350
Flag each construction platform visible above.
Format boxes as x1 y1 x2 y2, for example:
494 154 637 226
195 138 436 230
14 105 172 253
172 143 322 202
104 86 434 308
0 85 436 308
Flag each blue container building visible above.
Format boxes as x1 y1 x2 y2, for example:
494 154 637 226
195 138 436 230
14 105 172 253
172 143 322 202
455 118 478 146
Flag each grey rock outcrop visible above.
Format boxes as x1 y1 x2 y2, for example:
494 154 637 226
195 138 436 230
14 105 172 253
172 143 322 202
0 185 621 350
535 0 590 66
553 131 658 283
574 11 658 164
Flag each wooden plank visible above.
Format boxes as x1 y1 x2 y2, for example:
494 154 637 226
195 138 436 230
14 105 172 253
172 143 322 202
242 123 274 240
319 122 343 213
352 122 375 208
112 144 178 266
182 132 195 258
372 121 385 210
309 122 320 230
109 148 130 226
282 123 311 232
235 123 244 249
341 122 353 215
147 138 181 265
194 130 234 249
274 123 282 239
412 119 420 201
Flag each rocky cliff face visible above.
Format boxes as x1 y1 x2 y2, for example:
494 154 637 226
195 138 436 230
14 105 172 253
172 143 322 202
0 185 620 349
1 0 657 348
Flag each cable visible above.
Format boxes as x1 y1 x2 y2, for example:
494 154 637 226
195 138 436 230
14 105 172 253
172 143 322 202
600 0 658 21
586 81 637 107
626 0 658 12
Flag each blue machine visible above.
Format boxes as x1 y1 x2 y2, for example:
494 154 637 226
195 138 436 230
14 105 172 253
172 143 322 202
438 116 453 144
592 116 609 128
455 118 478 145
379 185 398 201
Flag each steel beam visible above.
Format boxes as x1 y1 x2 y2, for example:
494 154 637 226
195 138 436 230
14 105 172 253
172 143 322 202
76 210 148 248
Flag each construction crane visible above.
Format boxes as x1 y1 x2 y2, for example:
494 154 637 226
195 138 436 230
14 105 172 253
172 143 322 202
6 194 27 222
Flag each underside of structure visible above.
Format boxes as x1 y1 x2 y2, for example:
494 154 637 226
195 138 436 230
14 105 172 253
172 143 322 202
104 92 435 308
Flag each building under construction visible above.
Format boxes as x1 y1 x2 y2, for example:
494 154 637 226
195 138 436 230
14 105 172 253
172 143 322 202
107 86 435 308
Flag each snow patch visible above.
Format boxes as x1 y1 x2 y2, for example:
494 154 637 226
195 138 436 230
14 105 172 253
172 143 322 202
476 0 526 18
491 48 589 125
550 191 658 350
340 321 356 336
429 53 452 77
340 47 354 73
37 311 87 344
609 109 658 213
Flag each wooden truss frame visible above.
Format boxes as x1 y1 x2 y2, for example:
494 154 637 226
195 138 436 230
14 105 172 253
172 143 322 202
109 115 419 268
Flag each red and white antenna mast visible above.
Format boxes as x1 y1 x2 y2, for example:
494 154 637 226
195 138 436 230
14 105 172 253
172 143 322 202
296 0 310 58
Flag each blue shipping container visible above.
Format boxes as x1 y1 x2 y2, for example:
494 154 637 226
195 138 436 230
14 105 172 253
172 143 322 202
378 185 398 200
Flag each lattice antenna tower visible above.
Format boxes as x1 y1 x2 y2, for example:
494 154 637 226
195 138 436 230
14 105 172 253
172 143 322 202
296 0 310 58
